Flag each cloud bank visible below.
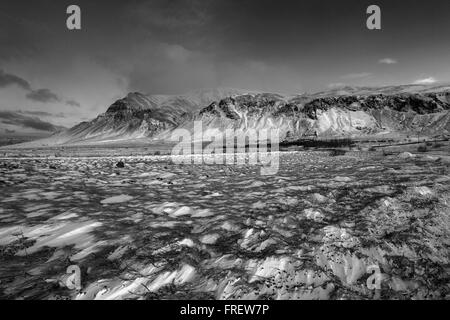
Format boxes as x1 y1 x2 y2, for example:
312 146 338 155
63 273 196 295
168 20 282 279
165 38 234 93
413 77 437 85
379 58 398 64
0 69 81 105
26 89 60 103
0 111 65 132
0 69 31 90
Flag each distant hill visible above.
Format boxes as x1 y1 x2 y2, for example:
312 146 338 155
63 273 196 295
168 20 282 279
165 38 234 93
0 111 67 146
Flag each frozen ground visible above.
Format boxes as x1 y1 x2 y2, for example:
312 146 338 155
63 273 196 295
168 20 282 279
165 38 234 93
0 151 449 300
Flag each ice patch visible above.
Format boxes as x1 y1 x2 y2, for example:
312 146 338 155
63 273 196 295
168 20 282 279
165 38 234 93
200 234 220 245
178 238 195 247
171 206 192 217
101 195 134 204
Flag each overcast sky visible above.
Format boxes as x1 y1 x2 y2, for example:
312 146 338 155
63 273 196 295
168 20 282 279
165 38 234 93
1 0 450 126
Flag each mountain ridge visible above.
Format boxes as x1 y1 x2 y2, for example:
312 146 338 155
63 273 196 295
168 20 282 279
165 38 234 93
5 84 450 148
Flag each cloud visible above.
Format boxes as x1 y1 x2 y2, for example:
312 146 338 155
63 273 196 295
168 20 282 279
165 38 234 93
18 110 52 117
341 72 372 80
0 111 63 132
107 41 217 94
129 0 211 30
413 77 437 85
0 69 67 104
327 83 347 89
26 88 60 103
0 69 31 90
66 99 81 108
18 110 66 118
379 58 397 64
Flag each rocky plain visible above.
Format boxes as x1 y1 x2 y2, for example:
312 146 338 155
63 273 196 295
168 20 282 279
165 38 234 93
1 0 450 303
0 144 449 300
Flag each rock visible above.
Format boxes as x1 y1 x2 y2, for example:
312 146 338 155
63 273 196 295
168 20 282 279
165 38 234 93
178 238 195 247
413 186 434 197
171 206 192 217
272 225 293 238
423 155 440 162
364 185 393 194
255 238 277 252
252 201 266 209
288 185 314 192
398 152 415 159
248 181 265 188
282 197 299 206
191 209 214 218
304 208 325 222
101 194 133 204
282 216 297 225
249 256 292 281
240 228 257 249
334 176 352 182
310 193 328 203
221 221 240 232
390 277 419 292
107 246 129 261
322 226 360 248
116 161 125 168
200 234 220 245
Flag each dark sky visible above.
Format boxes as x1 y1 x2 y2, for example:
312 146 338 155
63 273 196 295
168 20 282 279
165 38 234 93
1 0 449 125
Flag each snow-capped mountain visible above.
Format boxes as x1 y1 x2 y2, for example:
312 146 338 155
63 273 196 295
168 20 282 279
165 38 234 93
7 85 450 147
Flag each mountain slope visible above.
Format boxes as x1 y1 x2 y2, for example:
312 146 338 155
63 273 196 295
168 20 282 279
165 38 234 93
42 88 254 145
165 90 450 141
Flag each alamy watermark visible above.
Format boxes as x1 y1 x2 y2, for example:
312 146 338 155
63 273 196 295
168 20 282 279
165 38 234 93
367 5 381 30
66 5 81 30
170 121 280 175
64 265 82 290
66 4 381 31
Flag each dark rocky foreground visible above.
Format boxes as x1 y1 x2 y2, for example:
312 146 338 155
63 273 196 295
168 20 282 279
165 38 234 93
0 151 449 300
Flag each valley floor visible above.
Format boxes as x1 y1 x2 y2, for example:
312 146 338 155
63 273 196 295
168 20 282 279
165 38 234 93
0 151 449 300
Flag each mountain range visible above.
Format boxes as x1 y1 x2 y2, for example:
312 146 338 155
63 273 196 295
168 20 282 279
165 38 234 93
5 84 450 147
